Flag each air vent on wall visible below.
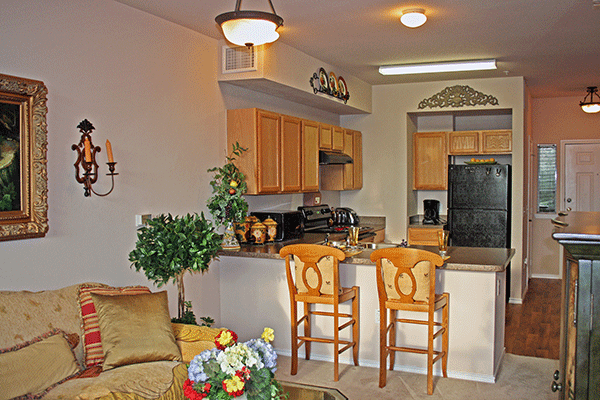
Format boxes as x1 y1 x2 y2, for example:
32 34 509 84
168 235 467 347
222 45 257 74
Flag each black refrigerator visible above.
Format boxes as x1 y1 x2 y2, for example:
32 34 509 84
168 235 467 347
447 164 511 248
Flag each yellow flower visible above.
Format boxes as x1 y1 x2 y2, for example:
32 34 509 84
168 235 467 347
261 327 275 343
217 330 235 347
229 180 238 188
223 375 245 394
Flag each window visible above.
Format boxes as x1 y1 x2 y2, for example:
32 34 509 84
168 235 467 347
537 144 557 213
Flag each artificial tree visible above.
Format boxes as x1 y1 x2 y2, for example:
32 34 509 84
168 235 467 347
128 212 222 323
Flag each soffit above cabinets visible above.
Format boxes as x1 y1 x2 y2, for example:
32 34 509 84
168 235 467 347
218 42 372 115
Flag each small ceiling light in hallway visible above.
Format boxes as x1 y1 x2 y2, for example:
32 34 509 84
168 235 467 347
400 8 427 28
580 86 600 113
215 0 284 48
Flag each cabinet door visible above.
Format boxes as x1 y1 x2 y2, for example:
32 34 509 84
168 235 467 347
302 120 319 192
256 110 281 193
413 132 447 190
343 130 354 189
281 115 302 192
408 227 441 245
449 131 479 155
332 126 344 152
482 130 512 154
319 124 332 150
352 131 363 189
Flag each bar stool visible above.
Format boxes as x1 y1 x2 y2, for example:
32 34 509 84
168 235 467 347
279 244 359 381
370 247 449 395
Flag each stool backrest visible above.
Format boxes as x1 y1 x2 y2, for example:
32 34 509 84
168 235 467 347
370 248 444 305
280 244 346 297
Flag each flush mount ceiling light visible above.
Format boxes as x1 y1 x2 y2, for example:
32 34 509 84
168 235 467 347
579 86 600 114
379 59 497 75
400 8 427 28
215 0 284 48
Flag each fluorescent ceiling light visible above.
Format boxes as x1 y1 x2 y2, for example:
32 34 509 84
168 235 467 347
379 59 497 75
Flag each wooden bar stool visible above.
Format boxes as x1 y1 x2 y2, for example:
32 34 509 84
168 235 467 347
370 247 449 395
279 244 359 381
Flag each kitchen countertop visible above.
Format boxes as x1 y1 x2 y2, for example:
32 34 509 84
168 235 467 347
219 233 514 272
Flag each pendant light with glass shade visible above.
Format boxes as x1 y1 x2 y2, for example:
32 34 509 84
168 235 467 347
215 0 284 48
580 86 600 114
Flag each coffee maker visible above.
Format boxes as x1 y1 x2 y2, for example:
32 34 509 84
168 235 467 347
423 199 440 224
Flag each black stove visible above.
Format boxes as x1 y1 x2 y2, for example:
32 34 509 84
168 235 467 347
298 205 374 239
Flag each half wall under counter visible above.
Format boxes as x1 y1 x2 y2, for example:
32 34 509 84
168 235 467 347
215 239 514 383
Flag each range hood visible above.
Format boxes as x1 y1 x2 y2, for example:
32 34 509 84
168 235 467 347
319 151 353 165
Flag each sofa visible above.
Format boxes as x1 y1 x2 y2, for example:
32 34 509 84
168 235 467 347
0 283 224 400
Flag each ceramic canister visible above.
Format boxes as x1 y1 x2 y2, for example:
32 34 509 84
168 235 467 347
262 217 278 242
250 222 267 245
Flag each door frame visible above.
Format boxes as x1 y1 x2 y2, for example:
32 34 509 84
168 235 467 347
560 139 600 211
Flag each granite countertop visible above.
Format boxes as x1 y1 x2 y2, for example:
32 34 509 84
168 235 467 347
219 233 514 273
408 214 447 228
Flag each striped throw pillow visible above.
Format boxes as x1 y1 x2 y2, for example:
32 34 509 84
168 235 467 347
78 285 151 367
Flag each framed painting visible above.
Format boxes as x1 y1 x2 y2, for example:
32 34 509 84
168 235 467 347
0 73 48 241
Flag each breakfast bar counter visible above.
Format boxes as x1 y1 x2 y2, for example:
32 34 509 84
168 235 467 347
215 237 514 383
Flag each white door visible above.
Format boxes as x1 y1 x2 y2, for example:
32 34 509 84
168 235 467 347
564 142 600 212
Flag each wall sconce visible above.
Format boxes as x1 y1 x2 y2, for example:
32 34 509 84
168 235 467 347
72 119 118 197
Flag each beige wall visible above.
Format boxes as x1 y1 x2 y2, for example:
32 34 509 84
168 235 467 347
341 77 527 302
0 0 228 322
529 96 600 278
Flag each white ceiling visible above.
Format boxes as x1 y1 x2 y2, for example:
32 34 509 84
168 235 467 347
114 0 600 98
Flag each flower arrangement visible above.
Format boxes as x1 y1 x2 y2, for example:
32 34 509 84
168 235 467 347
185 328 287 400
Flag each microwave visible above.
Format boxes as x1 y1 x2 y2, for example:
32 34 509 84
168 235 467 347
250 210 303 242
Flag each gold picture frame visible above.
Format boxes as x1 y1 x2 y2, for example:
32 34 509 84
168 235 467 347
0 73 48 241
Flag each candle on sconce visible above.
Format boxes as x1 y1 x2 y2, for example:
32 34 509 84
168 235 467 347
84 138 92 162
106 139 114 163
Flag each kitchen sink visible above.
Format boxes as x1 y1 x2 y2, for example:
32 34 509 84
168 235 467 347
359 242 402 249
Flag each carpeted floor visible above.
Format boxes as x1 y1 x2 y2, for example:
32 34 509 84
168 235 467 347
275 354 558 400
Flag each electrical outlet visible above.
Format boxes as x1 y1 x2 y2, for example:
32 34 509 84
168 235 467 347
135 214 152 228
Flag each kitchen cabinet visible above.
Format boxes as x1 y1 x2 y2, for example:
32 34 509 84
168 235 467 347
448 130 512 155
551 212 600 400
301 120 320 192
319 124 344 152
281 115 302 192
408 226 442 246
321 129 363 191
255 109 281 194
413 131 447 190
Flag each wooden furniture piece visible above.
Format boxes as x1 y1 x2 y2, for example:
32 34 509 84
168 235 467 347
280 244 360 381
370 247 449 395
448 130 512 155
551 212 600 400
321 129 363 191
408 227 443 246
413 131 448 190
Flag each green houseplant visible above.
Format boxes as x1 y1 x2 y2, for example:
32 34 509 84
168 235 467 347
128 212 222 323
207 142 249 248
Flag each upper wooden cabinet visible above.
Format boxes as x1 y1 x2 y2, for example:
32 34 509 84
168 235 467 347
332 126 344 152
413 131 447 190
321 129 363 191
319 124 344 152
280 115 303 193
448 130 512 155
301 120 320 192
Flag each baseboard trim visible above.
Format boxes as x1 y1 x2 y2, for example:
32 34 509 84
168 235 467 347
531 274 561 280
274 348 496 383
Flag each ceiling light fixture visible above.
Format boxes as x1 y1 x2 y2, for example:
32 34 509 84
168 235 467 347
379 59 497 75
400 8 427 28
215 0 284 48
579 86 600 114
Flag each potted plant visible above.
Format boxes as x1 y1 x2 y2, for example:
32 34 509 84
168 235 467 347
207 142 249 249
128 212 222 323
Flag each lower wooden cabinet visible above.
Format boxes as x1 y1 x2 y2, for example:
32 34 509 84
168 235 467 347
408 226 442 246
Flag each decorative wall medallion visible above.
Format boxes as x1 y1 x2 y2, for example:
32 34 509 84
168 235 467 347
309 67 350 103
418 85 499 109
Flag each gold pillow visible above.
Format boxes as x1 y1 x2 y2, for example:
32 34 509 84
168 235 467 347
0 329 81 400
90 291 181 371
